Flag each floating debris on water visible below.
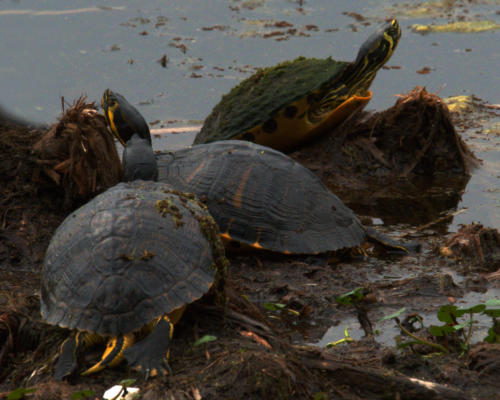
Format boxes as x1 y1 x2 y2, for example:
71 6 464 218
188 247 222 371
411 20 500 34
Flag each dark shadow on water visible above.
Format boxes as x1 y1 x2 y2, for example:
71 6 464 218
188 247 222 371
336 175 471 228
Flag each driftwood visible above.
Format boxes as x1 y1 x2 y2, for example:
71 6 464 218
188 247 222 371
299 352 467 400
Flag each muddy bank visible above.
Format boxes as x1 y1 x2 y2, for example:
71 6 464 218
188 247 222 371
1 91 499 399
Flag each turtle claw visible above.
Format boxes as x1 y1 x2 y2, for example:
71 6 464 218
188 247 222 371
127 355 171 380
124 316 173 379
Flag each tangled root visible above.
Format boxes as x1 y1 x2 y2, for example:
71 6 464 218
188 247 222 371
33 96 122 208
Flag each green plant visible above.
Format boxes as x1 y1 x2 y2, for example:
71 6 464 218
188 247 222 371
379 307 449 353
7 388 36 400
335 287 364 306
481 299 500 343
429 305 481 351
335 287 375 337
325 327 354 347
71 389 96 400
193 335 217 347
429 300 500 351
263 302 300 317
381 300 500 354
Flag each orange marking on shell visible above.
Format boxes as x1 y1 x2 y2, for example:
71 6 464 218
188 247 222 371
220 232 232 240
233 164 254 208
185 159 207 184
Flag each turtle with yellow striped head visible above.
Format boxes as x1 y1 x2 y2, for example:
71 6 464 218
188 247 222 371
194 19 401 151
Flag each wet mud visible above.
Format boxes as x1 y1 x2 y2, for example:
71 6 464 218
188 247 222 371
0 91 499 399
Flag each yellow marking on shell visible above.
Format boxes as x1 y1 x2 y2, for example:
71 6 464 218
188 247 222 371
81 332 134 375
237 91 372 152
233 164 254 208
185 159 207 184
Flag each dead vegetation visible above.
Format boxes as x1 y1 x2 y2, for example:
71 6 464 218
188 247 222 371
32 96 122 207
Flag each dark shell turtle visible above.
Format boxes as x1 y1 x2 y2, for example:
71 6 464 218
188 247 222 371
193 20 401 151
41 179 226 379
156 140 366 254
102 89 415 255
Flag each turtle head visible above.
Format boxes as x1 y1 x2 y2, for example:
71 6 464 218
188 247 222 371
354 19 401 72
101 89 152 146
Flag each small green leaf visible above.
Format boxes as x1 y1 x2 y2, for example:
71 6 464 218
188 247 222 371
313 392 328 400
456 304 486 315
71 389 96 400
452 321 471 331
429 325 445 336
431 324 456 336
378 307 406 322
8 388 36 400
485 299 500 307
263 302 286 311
437 305 457 323
336 287 364 305
484 309 500 318
119 378 136 387
443 325 456 334
193 335 217 347
484 326 500 343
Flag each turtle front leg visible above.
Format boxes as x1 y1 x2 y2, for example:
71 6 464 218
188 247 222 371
124 315 174 379
54 332 82 380
54 331 102 380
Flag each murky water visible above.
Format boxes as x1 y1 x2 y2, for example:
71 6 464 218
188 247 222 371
1 0 499 230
